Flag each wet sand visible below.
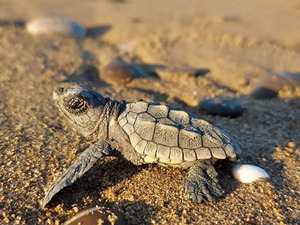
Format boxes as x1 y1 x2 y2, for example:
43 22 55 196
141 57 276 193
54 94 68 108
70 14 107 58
0 0 300 224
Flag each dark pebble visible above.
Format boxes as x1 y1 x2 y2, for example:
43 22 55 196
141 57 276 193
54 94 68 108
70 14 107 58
250 71 300 99
64 206 127 225
100 58 148 86
200 96 244 117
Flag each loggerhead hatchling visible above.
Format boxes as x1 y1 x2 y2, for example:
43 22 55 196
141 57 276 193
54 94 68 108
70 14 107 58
42 85 240 207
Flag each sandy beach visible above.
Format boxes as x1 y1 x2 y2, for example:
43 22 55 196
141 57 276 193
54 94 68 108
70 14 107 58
0 0 300 224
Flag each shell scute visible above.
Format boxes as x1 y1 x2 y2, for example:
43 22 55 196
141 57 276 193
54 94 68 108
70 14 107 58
147 104 169 118
129 102 149 114
153 123 178 147
129 132 141 147
144 142 157 156
135 140 148 154
134 121 156 141
127 112 137 125
210 147 227 159
183 149 197 161
169 147 184 163
168 109 190 124
156 145 171 159
118 117 127 127
136 112 156 123
123 123 134 135
195 147 212 159
202 130 223 148
179 129 202 149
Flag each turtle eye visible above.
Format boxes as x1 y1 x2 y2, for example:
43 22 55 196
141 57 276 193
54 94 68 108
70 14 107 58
66 97 88 114
69 98 84 109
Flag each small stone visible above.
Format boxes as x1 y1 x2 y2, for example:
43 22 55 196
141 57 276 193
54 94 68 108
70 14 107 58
26 16 86 38
285 147 294 154
212 13 239 23
239 77 250 87
200 96 244 117
286 142 296 149
64 206 127 225
100 58 148 86
0 201 5 209
250 71 300 99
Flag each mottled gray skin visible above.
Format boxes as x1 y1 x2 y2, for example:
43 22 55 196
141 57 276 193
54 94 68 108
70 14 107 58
42 85 240 208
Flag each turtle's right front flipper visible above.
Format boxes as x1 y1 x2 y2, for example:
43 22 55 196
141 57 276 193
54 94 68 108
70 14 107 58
42 141 113 208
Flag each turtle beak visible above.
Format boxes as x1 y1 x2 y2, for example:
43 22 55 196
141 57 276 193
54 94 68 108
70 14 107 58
53 87 64 102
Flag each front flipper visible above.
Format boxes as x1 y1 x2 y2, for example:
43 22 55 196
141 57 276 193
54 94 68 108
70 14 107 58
185 160 224 203
42 141 113 208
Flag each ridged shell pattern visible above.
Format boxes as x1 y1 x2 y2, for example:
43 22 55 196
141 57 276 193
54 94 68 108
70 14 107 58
118 102 238 164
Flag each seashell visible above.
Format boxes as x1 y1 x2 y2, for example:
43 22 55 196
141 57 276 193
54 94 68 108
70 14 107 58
64 206 127 225
250 71 300 99
119 40 140 52
100 58 148 86
232 164 269 183
26 16 86 38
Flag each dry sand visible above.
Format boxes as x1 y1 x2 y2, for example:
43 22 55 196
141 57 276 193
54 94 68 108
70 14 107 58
0 0 300 224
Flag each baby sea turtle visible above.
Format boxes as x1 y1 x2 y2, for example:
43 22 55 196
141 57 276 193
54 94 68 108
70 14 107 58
42 85 240 207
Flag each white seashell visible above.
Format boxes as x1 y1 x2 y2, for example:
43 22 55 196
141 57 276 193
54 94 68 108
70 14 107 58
119 40 140 52
26 16 86 38
232 164 269 183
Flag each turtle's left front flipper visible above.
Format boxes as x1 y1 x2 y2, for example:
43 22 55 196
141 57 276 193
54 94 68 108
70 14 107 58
185 159 224 203
42 140 113 208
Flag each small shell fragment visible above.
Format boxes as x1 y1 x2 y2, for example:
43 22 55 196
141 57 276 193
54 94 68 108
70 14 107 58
232 164 269 183
100 58 148 86
250 71 300 99
26 16 86 38
64 206 127 225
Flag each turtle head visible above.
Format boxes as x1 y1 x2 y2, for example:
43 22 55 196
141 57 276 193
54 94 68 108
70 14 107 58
53 85 107 137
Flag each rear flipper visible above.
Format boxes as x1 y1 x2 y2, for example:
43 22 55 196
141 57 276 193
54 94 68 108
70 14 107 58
42 141 113 208
185 160 224 203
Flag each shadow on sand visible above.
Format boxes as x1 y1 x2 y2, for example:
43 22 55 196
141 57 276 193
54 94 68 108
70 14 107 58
85 25 111 39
